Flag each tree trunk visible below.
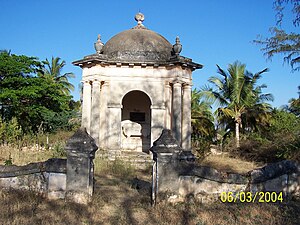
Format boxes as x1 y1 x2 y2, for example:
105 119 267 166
235 121 240 148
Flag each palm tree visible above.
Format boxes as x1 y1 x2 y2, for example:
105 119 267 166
41 57 75 95
201 61 273 148
191 89 215 148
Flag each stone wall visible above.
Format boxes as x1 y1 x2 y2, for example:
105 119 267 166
0 128 98 204
151 129 300 204
0 158 67 199
176 161 299 203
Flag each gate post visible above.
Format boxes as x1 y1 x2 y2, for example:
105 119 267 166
65 128 98 204
150 129 195 204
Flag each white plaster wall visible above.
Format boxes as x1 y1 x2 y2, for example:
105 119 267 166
81 64 192 151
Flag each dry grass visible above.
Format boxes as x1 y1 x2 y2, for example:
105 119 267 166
0 174 299 225
0 145 54 166
1 146 300 224
198 153 263 174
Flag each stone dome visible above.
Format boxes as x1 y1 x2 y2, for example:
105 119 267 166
73 13 202 70
101 20 173 62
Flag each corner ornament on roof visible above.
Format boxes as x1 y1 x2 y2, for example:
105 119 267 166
173 36 182 55
94 34 104 54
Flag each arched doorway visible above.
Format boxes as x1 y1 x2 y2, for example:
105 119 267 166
121 90 151 153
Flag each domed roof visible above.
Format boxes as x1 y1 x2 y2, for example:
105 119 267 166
101 14 173 62
73 13 203 71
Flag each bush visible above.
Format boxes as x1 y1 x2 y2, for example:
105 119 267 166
0 117 22 146
52 141 67 158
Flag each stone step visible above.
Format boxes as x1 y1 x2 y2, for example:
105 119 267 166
96 150 153 165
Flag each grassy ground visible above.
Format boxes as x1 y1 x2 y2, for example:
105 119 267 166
0 146 299 224
198 153 262 174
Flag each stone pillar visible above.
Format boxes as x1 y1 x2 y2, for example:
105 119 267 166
150 129 195 204
172 82 182 145
164 82 172 130
107 103 122 151
90 80 101 146
151 106 165 146
65 128 98 204
99 81 108 149
182 84 192 151
82 81 92 133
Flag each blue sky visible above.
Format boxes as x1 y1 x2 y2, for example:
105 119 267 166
1 0 299 108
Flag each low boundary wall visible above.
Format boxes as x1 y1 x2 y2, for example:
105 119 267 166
0 128 98 204
151 129 300 204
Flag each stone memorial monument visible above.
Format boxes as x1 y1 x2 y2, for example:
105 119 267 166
73 13 202 158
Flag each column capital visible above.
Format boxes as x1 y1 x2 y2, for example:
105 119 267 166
165 81 171 86
173 82 182 87
82 80 92 85
92 79 101 85
182 83 192 90
102 81 110 86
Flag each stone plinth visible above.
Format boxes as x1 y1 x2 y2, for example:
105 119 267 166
65 128 98 204
150 129 195 204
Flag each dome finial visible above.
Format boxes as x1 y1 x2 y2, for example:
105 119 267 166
135 12 145 26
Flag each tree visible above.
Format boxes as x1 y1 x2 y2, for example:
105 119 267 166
0 52 73 133
41 56 75 95
201 61 273 148
0 50 42 80
191 89 215 138
287 85 300 116
255 0 300 72
191 89 215 155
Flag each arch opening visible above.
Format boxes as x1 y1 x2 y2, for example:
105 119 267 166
121 90 151 153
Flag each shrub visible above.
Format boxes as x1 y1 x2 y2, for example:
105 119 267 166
52 141 67 158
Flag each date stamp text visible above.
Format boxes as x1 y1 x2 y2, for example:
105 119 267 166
220 191 283 203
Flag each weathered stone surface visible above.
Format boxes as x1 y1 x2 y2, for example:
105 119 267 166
288 173 300 196
250 160 299 183
178 176 247 197
0 173 48 193
65 127 98 155
48 173 67 199
101 28 173 63
0 158 66 178
150 129 182 154
151 131 300 204
0 128 99 204
192 166 248 184
66 128 98 204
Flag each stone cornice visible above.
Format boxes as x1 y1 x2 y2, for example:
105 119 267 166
73 54 203 71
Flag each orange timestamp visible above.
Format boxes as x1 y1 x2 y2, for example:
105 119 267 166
220 191 284 203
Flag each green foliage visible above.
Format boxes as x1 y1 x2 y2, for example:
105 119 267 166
52 141 67 158
0 50 42 80
0 51 78 135
269 110 300 160
191 89 215 156
255 0 300 71
237 110 300 162
40 56 75 95
286 85 300 116
0 118 5 143
0 117 22 145
5 117 22 145
269 109 300 134
201 61 273 148
4 154 13 166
